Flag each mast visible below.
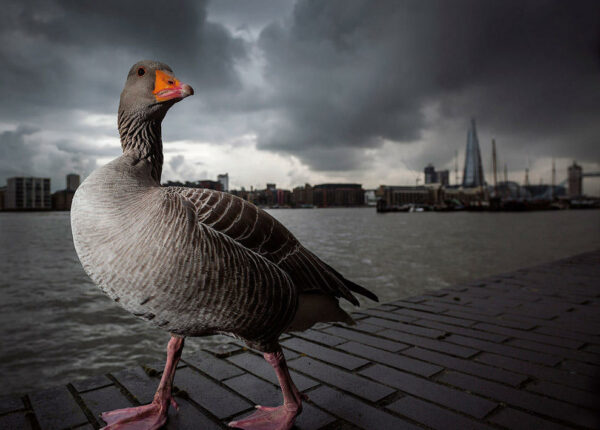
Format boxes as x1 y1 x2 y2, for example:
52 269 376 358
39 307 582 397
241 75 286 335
551 158 556 199
455 150 459 185
492 139 498 196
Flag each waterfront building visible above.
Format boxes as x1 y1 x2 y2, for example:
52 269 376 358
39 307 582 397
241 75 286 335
424 164 449 186
377 185 440 207
312 183 364 207
4 177 51 210
66 174 80 192
364 189 377 206
293 183 314 207
0 186 5 210
568 161 582 197
217 173 229 192
462 119 485 188
162 180 223 191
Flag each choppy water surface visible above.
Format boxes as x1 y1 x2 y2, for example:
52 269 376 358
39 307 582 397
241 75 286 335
1 209 599 394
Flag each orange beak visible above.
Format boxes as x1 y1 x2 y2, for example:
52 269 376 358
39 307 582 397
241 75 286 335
153 70 194 102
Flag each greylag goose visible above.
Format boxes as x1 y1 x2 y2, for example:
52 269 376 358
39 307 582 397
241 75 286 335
71 60 377 430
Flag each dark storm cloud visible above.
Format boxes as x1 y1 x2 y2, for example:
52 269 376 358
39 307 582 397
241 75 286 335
256 0 600 171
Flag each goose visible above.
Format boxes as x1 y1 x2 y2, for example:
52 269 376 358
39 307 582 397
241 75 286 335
71 60 378 430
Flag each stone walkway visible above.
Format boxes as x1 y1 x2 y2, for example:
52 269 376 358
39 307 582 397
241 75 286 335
1 250 599 429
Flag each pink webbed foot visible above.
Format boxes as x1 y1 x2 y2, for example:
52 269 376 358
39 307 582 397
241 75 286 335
228 404 301 430
100 401 169 430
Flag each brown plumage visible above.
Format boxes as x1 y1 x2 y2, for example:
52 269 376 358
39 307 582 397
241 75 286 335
71 60 377 430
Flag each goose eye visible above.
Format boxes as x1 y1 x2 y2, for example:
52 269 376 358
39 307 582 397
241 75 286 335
137 67 145 77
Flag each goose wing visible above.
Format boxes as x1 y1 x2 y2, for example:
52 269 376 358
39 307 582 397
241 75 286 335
165 187 377 305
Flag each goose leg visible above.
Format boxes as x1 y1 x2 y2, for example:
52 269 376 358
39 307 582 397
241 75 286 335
229 348 304 430
100 335 184 430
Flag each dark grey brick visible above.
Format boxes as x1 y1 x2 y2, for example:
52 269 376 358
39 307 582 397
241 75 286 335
477 352 596 392
445 334 561 366
392 301 448 313
489 407 568 430
71 374 113 393
403 347 527 386
584 343 600 354
379 330 479 358
0 395 23 415
227 352 318 391
506 338 600 364
80 385 135 426
414 319 509 343
0 412 33 430
224 373 335 430
388 396 494 430
289 356 395 402
174 367 252 419
351 320 386 334
439 371 597 428
360 364 496 419
396 308 476 327
307 386 419 430
363 316 445 338
561 359 600 377
444 311 537 330
111 366 158 404
164 397 222 430
338 342 442 377
29 386 88 430
472 322 584 349
425 300 504 317
202 342 243 357
322 326 407 352
526 379 600 410
183 350 246 381
291 329 347 346
353 308 416 323
281 338 369 370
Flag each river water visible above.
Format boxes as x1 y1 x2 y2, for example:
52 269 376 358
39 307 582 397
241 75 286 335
1 209 599 395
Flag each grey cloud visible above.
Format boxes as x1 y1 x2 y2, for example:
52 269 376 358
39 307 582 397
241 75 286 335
255 0 600 172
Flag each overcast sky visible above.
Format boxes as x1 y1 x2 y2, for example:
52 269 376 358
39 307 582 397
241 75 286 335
1 0 599 194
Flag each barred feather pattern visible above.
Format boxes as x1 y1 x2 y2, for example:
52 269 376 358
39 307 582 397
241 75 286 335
71 156 296 352
168 188 363 305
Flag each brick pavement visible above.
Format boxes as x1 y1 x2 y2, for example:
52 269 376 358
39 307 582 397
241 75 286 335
1 250 599 429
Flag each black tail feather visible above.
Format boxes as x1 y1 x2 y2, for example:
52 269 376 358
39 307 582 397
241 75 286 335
344 278 379 303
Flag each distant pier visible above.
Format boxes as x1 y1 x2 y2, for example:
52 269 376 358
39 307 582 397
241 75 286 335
1 251 599 429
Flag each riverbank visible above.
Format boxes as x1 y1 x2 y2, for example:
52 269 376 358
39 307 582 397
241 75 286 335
1 250 599 429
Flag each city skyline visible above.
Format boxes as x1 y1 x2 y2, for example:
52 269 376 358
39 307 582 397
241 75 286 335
0 1 599 195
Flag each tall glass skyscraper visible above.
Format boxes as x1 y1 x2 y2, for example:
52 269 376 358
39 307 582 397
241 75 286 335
462 119 485 188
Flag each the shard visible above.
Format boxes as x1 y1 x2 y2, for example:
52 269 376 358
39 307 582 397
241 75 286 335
462 118 485 188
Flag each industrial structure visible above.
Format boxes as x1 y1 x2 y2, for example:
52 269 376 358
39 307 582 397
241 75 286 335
462 119 485 188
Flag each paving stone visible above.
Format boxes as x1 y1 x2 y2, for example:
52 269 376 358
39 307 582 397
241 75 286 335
414 319 509 343
439 371 597 428
476 352 596 392
202 342 243 357
227 352 318 392
307 386 418 430
281 338 369 370
322 326 407 352
396 308 476 327
291 329 347 346
445 334 561 366
111 366 158 404
392 300 448 313
387 396 494 430
488 407 569 430
289 357 394 402
378 330 479 358
353 308 417 323
224 373 335 430
360 365 496 419
472 322 584 349
444 311 537 330
164 397 222 430
29 386 88 430
0 412 34 430
403 347 527 386
362 316 445 338
81 385 136 425
526 379 600 410
560 359 600 377
424 299 504 316
183 350 246 381
351 320 387 334
71 374 113 393
506 338 600 364
0 395 23 415
174 367 252 419
337 342 442 377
